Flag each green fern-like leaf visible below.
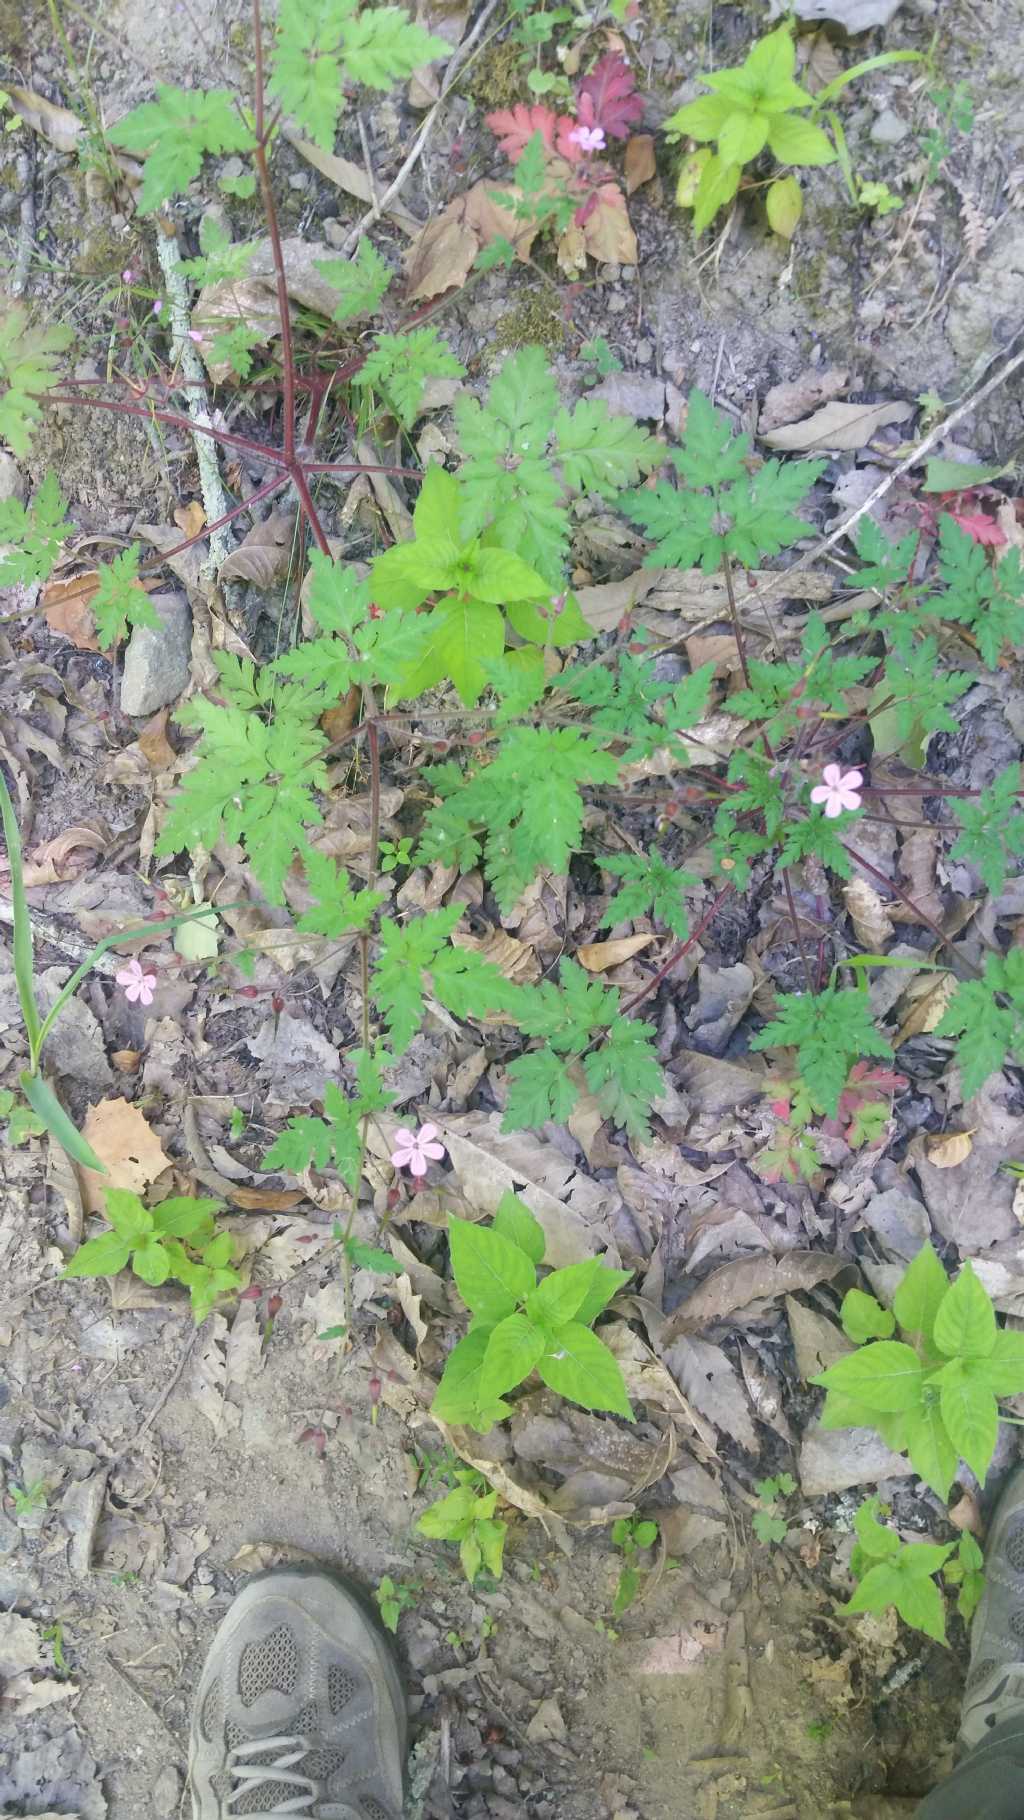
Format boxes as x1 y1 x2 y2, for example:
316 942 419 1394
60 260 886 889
750 986 892 1118
0 471 71 584
317 237 392 323
91 545 161 649
0 309 73 458
108 87 254 213
353 328 464 428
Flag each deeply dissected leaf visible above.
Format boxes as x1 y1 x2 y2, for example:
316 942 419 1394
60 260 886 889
109 86 254 212
751 986 892 1118
576 52 644 140
0 310 73 459
353 327 464 428
0 471 71 585
316 237 391 322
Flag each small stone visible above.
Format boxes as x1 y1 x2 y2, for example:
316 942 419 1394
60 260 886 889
0 454 27 505
0 1508 20 1555
288 171 310 190
120 592 192 717
152 1764 183 1818
323 217 347 249
870 108 910 145
598 262 621 282
634 338 654 364
606 291 628 314
220 156 245 181
526 1697 566 1743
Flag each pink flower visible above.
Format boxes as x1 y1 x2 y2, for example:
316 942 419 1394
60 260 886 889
116 956 157 1006
810 764 864 818
152 298 163 316
568 124 606 153
187 328 205 344
390 1122 446 1178
121 267 136 284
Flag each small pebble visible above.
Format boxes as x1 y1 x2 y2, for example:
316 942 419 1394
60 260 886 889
870 107 910 145
323 217 347 249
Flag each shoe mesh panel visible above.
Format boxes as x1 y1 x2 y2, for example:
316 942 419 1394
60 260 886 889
328 1665 357 1713
239 1623 298 1705
1006 1522 1024 1573
966 1657 999 1692
362 1801 396 1820
1010 1609 1024 1643
201 1678 222 1741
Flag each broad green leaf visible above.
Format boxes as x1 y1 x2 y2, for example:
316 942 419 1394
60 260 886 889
417 1485 479 1536
396 594 505 706
894 1570 947 1643
938 1363 998 1481
841 1288 895 1344
526 1259 603 1334
892 1243 949 1343
575 1264 632 1327
104 1188 154 1243
431 1327 510 1429
537 1320 633 1418
62 1230 133 1278
904 1402 958 1501
132 1238 172 1286
933 1262 996 1360
853 1497 900 1560
970 1328 1024 1396
150 1196 222 1241
479 1312 546 1401
901 1539 956 1578
447 1217 536 1322
812 1340 924 1413
469 547 550 604
766 113 836 165
346 1238 399 1275
476 1516 506 1577
491 1192 546 1266
691 152 742 234
840 1560 903 1616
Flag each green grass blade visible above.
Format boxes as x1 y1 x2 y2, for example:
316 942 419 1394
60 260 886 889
0 768 41 1054
20 1070 107 1173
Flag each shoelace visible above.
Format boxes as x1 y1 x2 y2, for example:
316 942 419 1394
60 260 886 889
226 1733 321 1817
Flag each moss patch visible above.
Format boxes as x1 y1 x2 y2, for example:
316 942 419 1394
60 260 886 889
493 290 565 351
468 39 525 112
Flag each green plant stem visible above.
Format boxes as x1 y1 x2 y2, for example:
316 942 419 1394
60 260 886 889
0 767 41 1054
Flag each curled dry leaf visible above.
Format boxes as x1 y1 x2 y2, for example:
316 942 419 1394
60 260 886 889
137 709 177 771
624 133 657 194
42 568 156 651
893 969 957 1045
22 822 108 887
173 500 206 539
843 876 894 950
282 127 421 235
578 183 638 265
79 1097 171 1215
761 398 914 454
662 1249 846 1339
219 511 297 588
451 926 541 987
924 1128 975 1169
758 366 849 435
577 933 655 972
405 183 534 302
5 84 84 154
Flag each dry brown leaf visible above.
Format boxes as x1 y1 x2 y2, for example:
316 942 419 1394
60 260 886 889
800 29 843 93
684 633 740 676
843 876 894 950
663 1334 757 1451
219 511 297 588
5 84 83 153
79 1098 171 1215
663 1250 846 1338
577 933 655 972
896 827 944 926
282 128 421 234
451 926 540 986
761 398 914 453
758 367 849 434
22 822 108 887
137 709 177 770
624 133 656 194
405 183 534 301
42 568 154 650
948 1490 982 1535
111 1049 142 1071
925 1129 975 1169
174 500 206 538
894 970 956 1044
573 568 662 634
580 182 638 264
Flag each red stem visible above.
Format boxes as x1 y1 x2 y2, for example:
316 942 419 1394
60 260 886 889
621 885 734 1016
251 0 296 467
840 841 983 975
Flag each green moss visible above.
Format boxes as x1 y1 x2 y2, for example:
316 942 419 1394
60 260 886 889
71 224 127 278
468 39 524 111
493 291 565 351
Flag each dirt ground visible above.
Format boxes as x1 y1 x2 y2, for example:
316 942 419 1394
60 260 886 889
2 0 1023 1813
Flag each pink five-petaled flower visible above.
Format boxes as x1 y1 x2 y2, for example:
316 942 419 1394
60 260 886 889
390 1123 446 1178
116 956 157 1006
811 764 864 819
568 123 606 153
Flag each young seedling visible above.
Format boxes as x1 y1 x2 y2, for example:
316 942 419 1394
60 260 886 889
416 1468 507 1585
63 1188 241 1321
10 1480 48 1517
752 1473 797 1546
611 1514 659 1616
373 1575 421 1635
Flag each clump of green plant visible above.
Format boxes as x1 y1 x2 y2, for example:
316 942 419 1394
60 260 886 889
842 1497 984 1644
611 1513 659 1615
64 1188 242 1321
373 1574 421 1634
9 1479 48 1517
664 21 919 236
812 1246 1024 1499
416 1467 507 1584
0 1087 45 1146
431 1194 632 1432
752 1473 797 1545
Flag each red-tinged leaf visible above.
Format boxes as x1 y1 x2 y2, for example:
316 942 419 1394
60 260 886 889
298 1425 327 1455
948 508 1007 548
576 52 644 141
486 103 582 165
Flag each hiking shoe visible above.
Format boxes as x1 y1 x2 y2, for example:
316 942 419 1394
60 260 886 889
188 1569 406 1819
960 1465 1024 1749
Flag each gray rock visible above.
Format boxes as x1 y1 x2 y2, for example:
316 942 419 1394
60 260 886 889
323 216 346 249
0 1508 20 1555
120 591 192 716
38 968 113 1093
199 201 231 245
870 108 910 145
948 217 1024 368
799 1418 913 1496
152 1764 183 1818
768 0 902 25
0 455 27 505
590 371 666 421
858 1185 930 1261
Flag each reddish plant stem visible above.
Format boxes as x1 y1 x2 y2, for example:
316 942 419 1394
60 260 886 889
620 885 734 1017
782 866 816 993
42 390 291 462
840 840 984 976
251 0 296 468
292 463 331 558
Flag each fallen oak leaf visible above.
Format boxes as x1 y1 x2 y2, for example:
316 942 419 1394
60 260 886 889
79 1098 171 1215
577 933 655 972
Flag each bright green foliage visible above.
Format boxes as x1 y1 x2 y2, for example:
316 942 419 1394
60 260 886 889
159 654 328 902
0 309 73 458
936 948 1024 1098
369 906 521 1055
777 810 857 879
263 1064 384 1189
208 323 264 380
711 749 786 883
0 471 71 585
432 1206 632 1432
181 215 257 287
750 985 892 1118
852 516 918 591
664 22 845 235
944 1531 985 1623
560 655 714 762
373 1574 419 1633
0 1087 45 1147
623 389 823 575
726 612 873 744
505 958 663 1138
878 638 971 747
950 767 1024 894
108 86 254 213
63 1188 239 1322
294 848 384 939
317 237 392 322
455 347 659 582
842 1498 954 1644
353 328 463 429
752 1473 796 1545
611 1514 659 1615
841 1287 895 1343
91 545 160 649
271 0 448 150
814 1246 1024 1498
275 553 428 697
936 517 1024 668
600 849 696 939
417 726 619 910
369 465 571 704
416 1469 507 1584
